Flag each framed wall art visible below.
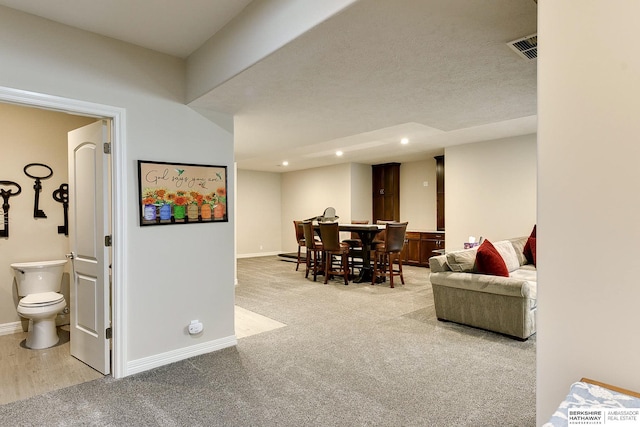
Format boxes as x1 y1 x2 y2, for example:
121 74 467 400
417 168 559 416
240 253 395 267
138 160 228 226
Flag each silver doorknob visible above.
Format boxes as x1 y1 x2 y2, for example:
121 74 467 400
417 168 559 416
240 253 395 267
65 252 75 259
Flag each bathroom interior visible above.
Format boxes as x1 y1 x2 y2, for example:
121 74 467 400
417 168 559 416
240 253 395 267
0 102 105 404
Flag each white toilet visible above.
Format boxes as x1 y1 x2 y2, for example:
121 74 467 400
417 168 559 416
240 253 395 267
11 260 68 349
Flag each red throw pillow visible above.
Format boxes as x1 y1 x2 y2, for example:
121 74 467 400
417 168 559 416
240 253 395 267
526 237 537 266
524 225 537 265
475 239 509 277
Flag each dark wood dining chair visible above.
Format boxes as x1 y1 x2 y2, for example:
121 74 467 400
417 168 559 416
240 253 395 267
319 222 350 286
302 221 323 281
372 222 408 288
293 220 305 271
372 219 395 249
341 219 369 274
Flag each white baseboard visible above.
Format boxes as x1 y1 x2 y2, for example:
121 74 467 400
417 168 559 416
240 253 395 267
237 251 281 259
126 335 237 376
0 321 24 336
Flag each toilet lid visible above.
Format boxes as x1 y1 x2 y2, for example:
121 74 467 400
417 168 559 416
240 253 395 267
20 292 64 307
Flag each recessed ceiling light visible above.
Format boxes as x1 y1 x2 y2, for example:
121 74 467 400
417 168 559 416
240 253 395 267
401 138 409 145
336 151 343 157
282 161 289 166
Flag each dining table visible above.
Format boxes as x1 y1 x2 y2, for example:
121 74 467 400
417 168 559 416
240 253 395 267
313 223 385 283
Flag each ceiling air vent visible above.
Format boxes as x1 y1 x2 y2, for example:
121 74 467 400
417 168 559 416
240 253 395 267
507 33 537 60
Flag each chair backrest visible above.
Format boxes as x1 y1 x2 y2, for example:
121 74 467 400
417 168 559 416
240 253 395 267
294 220 304 241
319 222 341 251
320 207 339 223
374 219 395 241
384 222 408 253
302 221 318 250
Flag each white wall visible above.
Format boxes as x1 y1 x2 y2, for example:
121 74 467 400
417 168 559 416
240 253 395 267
349 163 372 222
445 134 537 249
237 159 441 257
0 7 235 373
399 159 438 231
237 163 371 258
537 1 640 424
236 169 282 257
0 103 95 331
280 163 353 253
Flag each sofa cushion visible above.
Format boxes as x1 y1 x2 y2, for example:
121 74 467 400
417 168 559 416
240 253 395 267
430 271 537 299
508 236 529 266
493 240 521 272
509 268 537 282
475 240 509 277
446 249 477 272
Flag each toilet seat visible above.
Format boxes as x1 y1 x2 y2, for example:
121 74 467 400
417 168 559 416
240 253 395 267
19 292 65 308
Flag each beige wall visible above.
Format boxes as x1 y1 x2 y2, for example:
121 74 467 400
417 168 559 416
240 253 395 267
236 169 282 256
1 6 235 373
537 1 640 423
0 103 95 330
238 146 531 257
399 159 438 231
445 134 537 249
349 163 372 223
280 163 353 253
237 163 371 257
235 162 381 256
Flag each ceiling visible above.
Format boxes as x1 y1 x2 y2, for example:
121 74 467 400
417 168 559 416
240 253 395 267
0 0 538 173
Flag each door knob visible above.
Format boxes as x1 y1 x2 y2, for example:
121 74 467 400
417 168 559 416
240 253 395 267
65 252 75 260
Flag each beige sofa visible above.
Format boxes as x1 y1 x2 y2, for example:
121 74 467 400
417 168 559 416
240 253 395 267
428 236 536 340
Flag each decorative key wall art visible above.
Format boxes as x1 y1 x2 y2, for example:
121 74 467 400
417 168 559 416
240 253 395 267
24 163 53 218
52 183 69 235
0 180 22 238
137 160 228 226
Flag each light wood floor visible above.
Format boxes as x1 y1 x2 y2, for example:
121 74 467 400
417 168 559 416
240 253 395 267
0 306 286 406
0 325 103 405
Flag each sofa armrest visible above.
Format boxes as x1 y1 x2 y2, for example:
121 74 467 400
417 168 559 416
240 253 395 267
429 271 537 299
428 254 451 272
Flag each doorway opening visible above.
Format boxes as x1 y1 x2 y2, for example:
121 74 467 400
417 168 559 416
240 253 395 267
0 86 127 403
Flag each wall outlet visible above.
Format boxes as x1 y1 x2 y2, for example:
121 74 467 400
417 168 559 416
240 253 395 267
188 320 203 335
259 245 263 250
423 181 429 187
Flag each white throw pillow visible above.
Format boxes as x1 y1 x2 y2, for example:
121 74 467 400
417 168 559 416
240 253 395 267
446 249 477 272
493 240 520 272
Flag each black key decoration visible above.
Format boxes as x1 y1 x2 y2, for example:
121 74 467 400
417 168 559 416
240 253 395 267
24 163 53 218
0 181 22 238
52 183 69 236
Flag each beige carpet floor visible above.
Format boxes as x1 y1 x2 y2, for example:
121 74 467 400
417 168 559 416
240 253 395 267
0 256 536 426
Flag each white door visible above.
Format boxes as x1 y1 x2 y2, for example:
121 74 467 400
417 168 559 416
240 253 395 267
68 120 111 375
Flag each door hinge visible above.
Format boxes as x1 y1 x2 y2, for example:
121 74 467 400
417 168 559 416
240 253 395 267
103 142 111 154
106 327 112 339
105 235 112 247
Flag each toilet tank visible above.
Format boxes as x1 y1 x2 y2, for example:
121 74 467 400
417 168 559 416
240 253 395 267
11 260 67 296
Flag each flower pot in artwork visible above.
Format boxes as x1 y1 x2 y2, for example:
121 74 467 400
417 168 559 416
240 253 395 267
159 203 171 220
201 204 212 220
213 203 225 219
143 204 156 221
174 205 186 220
187 204 198 220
